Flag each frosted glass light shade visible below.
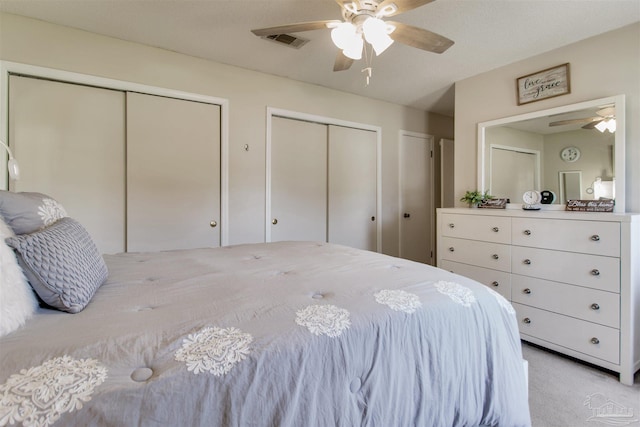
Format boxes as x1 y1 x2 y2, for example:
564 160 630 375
362 17 394 55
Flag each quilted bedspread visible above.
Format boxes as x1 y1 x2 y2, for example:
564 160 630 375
0 241 531 427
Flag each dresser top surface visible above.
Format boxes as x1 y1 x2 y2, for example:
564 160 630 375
437 207 639 223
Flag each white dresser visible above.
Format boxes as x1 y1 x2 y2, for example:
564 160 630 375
436 207 640 385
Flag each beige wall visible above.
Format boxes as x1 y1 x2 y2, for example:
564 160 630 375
455 23 639 212
0 13 454 256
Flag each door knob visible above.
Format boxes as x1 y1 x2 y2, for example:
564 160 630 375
209 220 217 228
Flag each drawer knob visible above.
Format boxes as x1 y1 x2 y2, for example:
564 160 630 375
590 337 600 345
523 259 531 265
272 218 278 225
524 229 531 236
523 318 531 324
591 234 600 241
590 303 600 311
448 247 455 252
209 220 218 228
591 269 600 276
492 254 499 260
491 281 499 287
523 288 531 294
492 227 499 232
448 223 455 228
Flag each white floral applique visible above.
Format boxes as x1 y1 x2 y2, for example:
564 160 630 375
295 304 351 338
434 281 476 307
374 289 422 314
0 355 107 427
175 327 253 376
37 198 67 228
484 287 516 315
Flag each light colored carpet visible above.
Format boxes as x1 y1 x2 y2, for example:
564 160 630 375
522 341 640 427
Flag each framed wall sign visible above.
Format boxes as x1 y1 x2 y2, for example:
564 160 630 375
516 63 570 105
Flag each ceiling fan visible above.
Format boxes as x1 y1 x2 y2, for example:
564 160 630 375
251 0 454 72
549 106 616 132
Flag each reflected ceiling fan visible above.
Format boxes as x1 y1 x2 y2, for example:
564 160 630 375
549 106 616 132
251 0 454 73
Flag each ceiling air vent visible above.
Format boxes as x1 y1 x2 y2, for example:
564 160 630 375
262 34 309 49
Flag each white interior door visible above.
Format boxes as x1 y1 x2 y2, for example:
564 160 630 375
491 147 537 202
270 116 327 242
440 138 455 208
8 75 126 254
126 92 221 252
328 125 377 251
400 133 434 264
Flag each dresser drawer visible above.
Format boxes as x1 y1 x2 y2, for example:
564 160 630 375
512 246 620 293
441 213 511 244
513 303 620 364
511 275 619 328
441 260 511 300
512 218 620 257
441 237 511 272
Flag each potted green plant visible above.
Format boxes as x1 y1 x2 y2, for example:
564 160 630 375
460 190 492 208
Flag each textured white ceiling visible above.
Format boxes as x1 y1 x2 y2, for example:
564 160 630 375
1 0 638 116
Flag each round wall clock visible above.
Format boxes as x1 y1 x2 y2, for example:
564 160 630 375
560 146 581 162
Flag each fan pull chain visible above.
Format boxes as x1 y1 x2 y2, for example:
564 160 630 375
362 67 372 85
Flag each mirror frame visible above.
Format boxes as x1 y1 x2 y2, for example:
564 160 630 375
477 95 625 213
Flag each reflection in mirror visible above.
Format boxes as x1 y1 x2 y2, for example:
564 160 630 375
477 95 625 213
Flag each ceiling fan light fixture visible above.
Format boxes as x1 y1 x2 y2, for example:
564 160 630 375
606 118 616 133
362 17 394 55
331 22 358 50
343 35 364 60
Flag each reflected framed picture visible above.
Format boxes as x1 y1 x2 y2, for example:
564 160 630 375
517 63 570 105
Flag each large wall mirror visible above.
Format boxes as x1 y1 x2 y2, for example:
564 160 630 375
477 95 625 213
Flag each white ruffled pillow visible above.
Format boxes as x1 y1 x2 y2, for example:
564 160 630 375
0 216 38 337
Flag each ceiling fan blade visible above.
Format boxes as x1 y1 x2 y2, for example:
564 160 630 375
596 106 615 118
334 51 354 71
376 0 435 17
549 117 600 127
387 22 454 53
251 20 340 37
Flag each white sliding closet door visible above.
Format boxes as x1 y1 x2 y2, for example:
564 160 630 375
126 92 221 252
270 116 327 242
328 125 377 251
8 75 126 254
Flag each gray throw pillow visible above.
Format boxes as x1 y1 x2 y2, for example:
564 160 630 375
6 217 108 313
0 190 67 235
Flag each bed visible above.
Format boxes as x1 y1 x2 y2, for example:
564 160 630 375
0 193 530 427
